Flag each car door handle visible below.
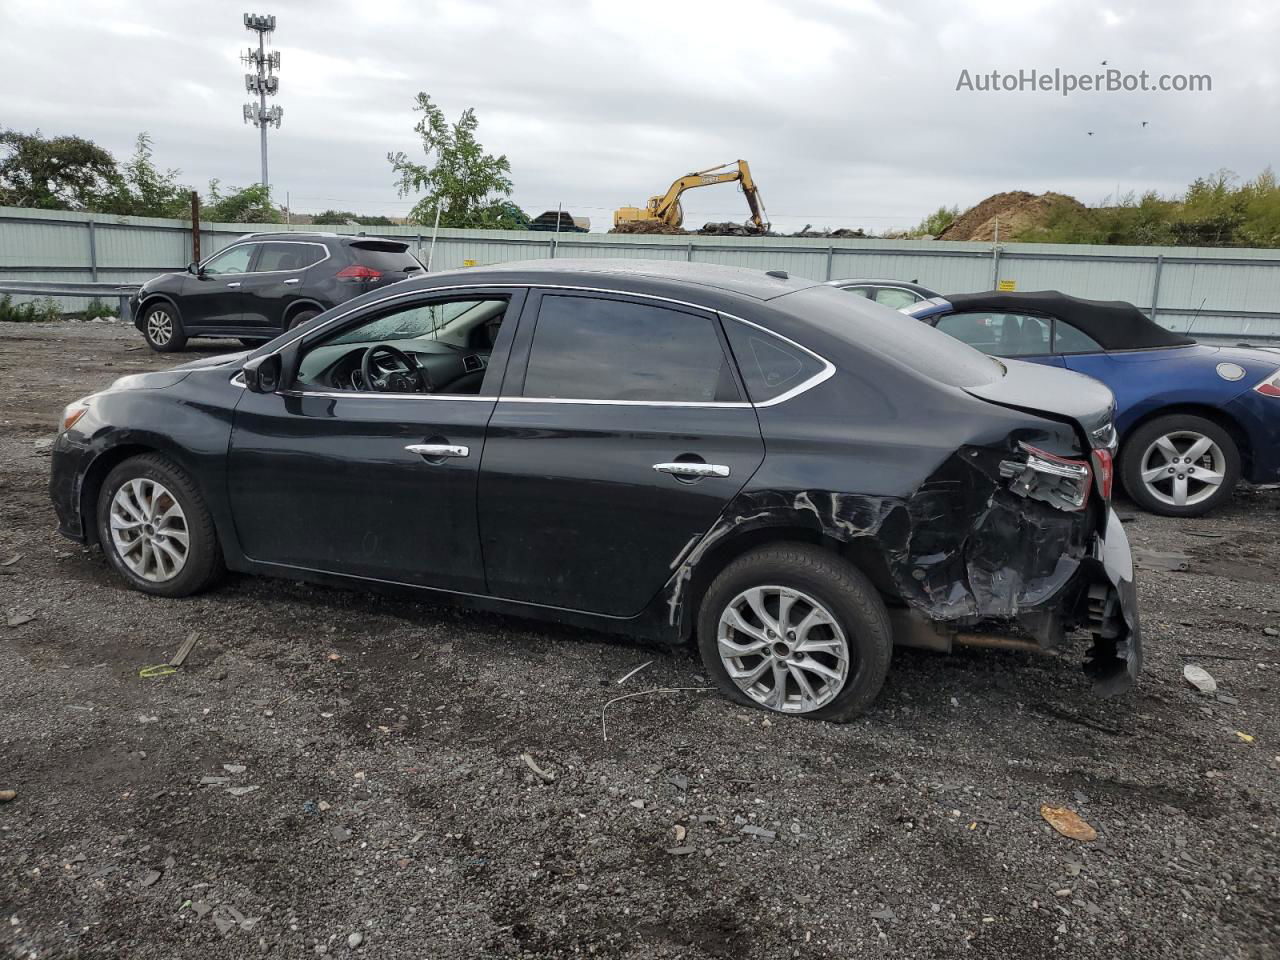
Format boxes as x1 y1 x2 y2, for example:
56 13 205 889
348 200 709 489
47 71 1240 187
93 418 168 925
653 462 730 479
405 443 469 459
283 278 300 284
226 281 241 288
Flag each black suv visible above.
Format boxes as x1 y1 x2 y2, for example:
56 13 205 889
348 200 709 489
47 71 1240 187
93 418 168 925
130 232 423 351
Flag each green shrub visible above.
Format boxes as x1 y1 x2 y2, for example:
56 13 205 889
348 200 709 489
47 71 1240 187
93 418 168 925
75 298 116 321
0 294 62 323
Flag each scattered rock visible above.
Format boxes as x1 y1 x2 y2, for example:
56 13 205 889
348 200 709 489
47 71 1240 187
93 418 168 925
139 869 162 887
223 764 247 775
226 786 260 797
1264 627 1278 637
6 613 34 628
740 825 777 840
347 931 364 949
870 907 897 922
0 790 14 804
629 800 646 810
1183 664 1218 694
664 846 698 855
331 826 353 842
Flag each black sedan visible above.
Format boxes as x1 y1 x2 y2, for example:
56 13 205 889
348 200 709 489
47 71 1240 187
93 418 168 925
51 261 1140 719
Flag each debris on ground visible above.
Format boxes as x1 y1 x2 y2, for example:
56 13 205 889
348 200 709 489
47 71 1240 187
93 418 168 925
0 790 16 803
1183 664 1218 693
1040 805 1099 842
0 554 21 566
1133 547 1191 572
519 752 555 784
6 613 34 627
936 191 1086 241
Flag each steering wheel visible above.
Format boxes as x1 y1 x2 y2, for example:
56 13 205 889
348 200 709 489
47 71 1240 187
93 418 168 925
361 343 428 393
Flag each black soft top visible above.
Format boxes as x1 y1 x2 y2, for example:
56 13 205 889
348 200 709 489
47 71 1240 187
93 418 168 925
943 290 1195 350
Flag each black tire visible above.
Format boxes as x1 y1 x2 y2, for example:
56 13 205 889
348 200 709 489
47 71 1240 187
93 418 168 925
286 309 320 331
239 338 270 348
1120 414 1240 517
96 454 224 598
696 543 892 722
140 301 187 352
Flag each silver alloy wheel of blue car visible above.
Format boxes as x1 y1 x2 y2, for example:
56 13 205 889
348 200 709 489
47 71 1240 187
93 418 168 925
146 308 174 346
717 585 850 713
109 478 190 582
1138 430 1227 508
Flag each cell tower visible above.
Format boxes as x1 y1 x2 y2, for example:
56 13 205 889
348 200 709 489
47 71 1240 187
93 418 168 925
241 13 282 189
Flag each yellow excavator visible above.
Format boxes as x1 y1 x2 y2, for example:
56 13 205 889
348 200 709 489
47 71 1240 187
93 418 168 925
613 160 769 233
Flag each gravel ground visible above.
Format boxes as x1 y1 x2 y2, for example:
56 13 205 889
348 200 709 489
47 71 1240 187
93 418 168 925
1 320 1278 960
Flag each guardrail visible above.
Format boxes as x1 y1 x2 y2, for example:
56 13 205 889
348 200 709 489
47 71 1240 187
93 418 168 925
0 281 138 322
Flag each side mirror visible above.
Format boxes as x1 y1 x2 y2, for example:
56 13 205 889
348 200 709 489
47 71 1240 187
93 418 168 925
187 261 201 276
242 354 282 394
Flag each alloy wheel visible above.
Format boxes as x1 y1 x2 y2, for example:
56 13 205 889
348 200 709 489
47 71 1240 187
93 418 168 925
1138 430 1226 508
717 585 850 713
109 478 189 582
146 310 173 346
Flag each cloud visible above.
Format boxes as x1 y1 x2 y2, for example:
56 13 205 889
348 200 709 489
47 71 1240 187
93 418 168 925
1 0 1275 232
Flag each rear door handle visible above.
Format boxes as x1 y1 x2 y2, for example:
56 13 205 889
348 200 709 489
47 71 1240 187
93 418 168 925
405 443 469 459
226 281 241 288
653 462 730 479
283 278 300 285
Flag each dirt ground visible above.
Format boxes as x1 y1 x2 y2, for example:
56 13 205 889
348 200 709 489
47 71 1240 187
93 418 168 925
1 320 1278 960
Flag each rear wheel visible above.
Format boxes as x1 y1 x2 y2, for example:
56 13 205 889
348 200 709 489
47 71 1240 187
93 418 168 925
286 309 319 331
141 302 187 352
1121 414 1239 517
696 544 892 721
96 454 224 597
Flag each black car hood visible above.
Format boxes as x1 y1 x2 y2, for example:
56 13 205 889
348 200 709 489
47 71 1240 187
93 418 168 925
170 350 251 371
964 357 1116 436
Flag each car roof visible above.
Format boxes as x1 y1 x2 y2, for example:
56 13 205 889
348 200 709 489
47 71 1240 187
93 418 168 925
942 290 1195 350
409 258 822 302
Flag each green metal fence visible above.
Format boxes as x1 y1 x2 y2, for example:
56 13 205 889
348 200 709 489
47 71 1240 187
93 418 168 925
3 205 1279 340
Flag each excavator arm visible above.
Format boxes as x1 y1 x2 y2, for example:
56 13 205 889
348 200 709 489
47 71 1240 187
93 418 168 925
615 160 769 232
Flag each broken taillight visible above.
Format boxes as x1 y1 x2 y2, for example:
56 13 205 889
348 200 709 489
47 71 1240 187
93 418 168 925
999 443 1093 511
1253 367 1280 397
1091 447 1115 501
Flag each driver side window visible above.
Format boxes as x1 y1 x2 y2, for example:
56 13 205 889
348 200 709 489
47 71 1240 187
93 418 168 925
294 295 510 396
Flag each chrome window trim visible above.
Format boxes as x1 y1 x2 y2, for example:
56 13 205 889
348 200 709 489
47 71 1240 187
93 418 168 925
278 390 497 402
202 240 330 276
262 282 837 410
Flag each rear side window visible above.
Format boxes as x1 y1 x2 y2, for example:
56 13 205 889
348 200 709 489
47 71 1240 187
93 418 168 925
936 311 1051 357
255 242 324 272
523 295 740 402
1054 319 1104 354
874 287 921 309
348 241 422 273
722 319 826 403
841 286 872 298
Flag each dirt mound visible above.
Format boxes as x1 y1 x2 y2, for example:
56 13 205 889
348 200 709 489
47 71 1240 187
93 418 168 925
938 191 1084 241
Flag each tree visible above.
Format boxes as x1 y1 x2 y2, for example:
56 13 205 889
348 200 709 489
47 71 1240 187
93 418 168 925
387 93 519 228
0 128 119 210
312 209 396 226
202 180 282 223
909 205 959 238
96 133 191 218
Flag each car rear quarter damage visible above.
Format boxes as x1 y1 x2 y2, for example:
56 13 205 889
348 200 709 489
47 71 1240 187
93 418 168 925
667 437 1140 697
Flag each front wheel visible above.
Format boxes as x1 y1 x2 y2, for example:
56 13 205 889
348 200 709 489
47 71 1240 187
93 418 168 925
1120 414 1240 516
696 544 892 722
96 454 224 597
141 302 187 352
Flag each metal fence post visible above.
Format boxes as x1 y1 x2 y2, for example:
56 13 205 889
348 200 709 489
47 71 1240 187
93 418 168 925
1150 254 1164 322
686 241 694 262
825 245 834 281
118 293 131 324
88 218 98 282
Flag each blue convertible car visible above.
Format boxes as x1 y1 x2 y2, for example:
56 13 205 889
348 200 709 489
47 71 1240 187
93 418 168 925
903 291 1280 516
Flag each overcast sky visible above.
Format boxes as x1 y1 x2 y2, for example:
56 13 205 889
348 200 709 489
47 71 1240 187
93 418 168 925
2 0 1276 233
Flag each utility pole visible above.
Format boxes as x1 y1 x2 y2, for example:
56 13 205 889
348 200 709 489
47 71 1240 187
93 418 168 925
241 13 282 190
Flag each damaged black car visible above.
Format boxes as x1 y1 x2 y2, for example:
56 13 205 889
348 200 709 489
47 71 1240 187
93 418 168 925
49 260 1140 720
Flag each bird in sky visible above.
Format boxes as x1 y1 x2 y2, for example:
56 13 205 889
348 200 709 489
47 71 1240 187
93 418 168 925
1087 131 1094 136
1141 121 1149 127
1101 59 1109 65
